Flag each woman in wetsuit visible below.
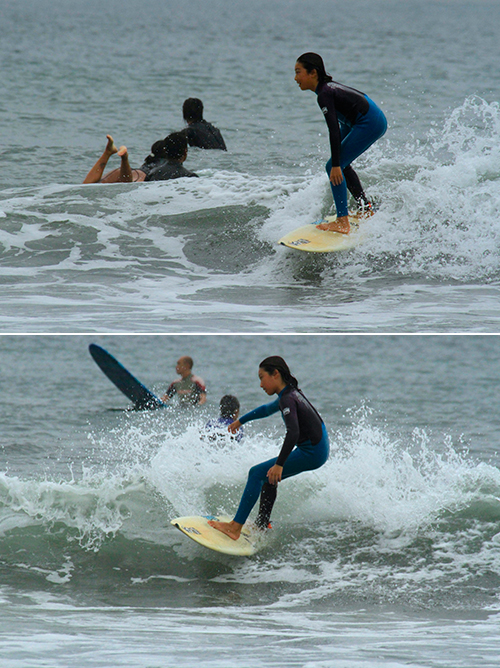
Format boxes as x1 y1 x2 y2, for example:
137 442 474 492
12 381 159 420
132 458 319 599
208 356 330 541
295 52 387 235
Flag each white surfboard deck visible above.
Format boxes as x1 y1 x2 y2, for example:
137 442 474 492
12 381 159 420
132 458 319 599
278 213 366 253
171 515 259 556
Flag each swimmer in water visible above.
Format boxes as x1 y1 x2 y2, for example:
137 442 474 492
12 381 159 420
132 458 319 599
161 356 206 406
181 98 227 151
295 52 387 234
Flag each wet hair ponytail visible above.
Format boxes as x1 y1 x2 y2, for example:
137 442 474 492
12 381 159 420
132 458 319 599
259 356 299 388
296 52 333 85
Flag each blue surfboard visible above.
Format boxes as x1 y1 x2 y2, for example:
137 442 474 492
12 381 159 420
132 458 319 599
89 344 166 410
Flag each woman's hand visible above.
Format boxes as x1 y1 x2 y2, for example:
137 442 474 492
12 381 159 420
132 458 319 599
228 419 242 434
329 166 344 186
267 464 283 485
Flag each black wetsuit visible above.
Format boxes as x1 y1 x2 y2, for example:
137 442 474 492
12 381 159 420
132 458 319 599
316 80 386 210
236 385 329 528
316 81 370 167
140 159 198 181
239 385 324 466
182 120 227 151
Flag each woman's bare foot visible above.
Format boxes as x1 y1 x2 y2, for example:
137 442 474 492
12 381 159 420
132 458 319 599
116 146 133 182
105 135 118 156
316 216 350 234
208 519 243 541
83 135 119 184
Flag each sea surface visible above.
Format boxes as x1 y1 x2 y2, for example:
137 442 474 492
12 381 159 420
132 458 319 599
1 334 500 667
1 0 500 331
2 1 500 666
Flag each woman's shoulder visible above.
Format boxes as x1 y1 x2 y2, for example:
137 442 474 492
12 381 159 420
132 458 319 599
278 385 299 405
316 81 336 107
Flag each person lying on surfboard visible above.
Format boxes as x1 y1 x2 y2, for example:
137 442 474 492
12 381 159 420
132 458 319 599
208 356 330 540
295 52 387 235
83 132 198 184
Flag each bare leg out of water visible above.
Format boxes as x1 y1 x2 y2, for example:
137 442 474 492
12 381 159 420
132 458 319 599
83 135 118 184
100 145 134 183
316 215 350 234
116 146 133 183
208 519 243 541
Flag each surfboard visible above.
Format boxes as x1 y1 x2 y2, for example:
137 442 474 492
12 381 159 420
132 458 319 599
278 213 366 253
171 515 259 556
89 343 166 410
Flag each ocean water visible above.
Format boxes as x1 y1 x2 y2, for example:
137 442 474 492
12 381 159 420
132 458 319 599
1 334 500 667
1 0 500 331
2 0 500 666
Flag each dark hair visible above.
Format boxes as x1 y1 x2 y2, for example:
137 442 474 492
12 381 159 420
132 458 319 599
150 140 166 156
160 132 188 161
296 52 332 85
219 394 240 419
259 356 299 388
183 98 204 123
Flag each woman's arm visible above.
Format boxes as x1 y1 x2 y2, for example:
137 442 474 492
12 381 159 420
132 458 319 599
275 399 300 467
238 398 281 425
317 89 342 167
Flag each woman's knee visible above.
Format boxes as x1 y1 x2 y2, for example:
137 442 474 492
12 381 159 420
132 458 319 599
248 462 268 482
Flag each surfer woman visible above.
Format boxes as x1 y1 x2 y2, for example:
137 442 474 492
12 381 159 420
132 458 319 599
295 52 387 234
209 356 329 540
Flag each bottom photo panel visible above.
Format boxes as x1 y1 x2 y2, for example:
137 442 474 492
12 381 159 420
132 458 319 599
1 334 500 668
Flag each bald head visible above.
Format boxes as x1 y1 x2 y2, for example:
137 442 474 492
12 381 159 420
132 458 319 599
176 356 194 378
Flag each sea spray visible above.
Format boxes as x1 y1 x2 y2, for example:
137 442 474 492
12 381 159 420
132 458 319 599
360 96 500 281
0 470 143 551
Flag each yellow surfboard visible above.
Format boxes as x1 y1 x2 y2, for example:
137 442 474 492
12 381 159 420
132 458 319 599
278 214 366 253
171 515 259 556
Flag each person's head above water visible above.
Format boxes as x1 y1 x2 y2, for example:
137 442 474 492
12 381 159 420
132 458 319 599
152 132 188 162
175 355 194 377
150 139 165 156
182 98 204 124
219 394 240 419
258 356 299 395
295 52 333 90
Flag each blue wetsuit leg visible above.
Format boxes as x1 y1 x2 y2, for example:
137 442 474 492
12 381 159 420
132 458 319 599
233 424 330 525
326 97 387 217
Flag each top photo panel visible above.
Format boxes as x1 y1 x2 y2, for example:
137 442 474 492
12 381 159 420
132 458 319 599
1 0 499 333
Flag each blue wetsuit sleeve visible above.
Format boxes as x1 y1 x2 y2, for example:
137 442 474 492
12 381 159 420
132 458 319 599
239 398 280 425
